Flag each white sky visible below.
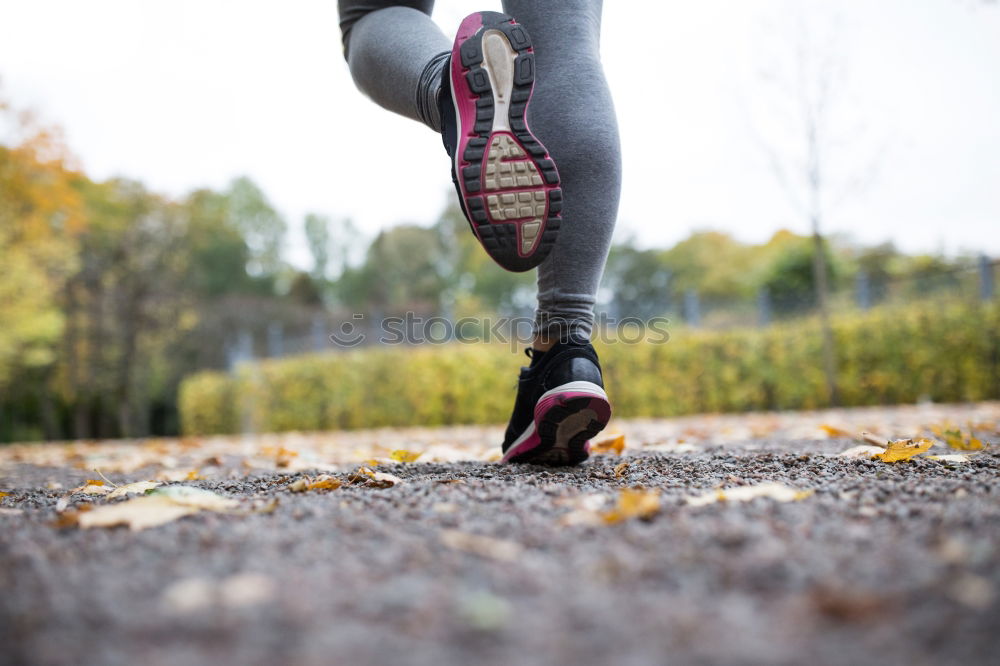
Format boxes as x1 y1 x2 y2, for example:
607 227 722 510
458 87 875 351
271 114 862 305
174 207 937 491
2 0 998 268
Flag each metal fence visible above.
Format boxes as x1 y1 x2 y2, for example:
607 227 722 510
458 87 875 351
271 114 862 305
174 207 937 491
220 256 998 366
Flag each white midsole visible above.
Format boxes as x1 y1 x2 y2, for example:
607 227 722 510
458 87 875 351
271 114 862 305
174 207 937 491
537 381 608 403
504 381 609 456
479 29 514 133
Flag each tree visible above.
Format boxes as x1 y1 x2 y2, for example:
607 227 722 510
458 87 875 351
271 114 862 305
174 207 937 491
750 10 877 404
226 176 286 276
304 213 331 279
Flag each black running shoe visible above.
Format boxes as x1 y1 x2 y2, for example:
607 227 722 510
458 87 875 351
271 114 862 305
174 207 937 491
501 339 611 465
439 11 562 273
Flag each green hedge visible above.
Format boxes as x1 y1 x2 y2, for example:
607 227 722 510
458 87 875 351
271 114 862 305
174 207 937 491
179 302 1000 435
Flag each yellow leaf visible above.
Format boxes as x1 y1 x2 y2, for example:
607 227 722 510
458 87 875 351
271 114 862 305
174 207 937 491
185 469 204 481
601 488 660 524
872 438 934 463
613 462 629 479
85 479 105 486
0 492 9 498
819 424 852 438
107 481 161 499
390 449 422 463
930 425 985 451
591 434 625 456
348 466 377 483
686 482 814 507
289 474 342 492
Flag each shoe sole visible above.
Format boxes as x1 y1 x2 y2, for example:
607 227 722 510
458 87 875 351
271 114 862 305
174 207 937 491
449 12 561 272
502 381 611 466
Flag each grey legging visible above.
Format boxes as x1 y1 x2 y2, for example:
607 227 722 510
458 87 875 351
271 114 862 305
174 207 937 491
338 0 621 340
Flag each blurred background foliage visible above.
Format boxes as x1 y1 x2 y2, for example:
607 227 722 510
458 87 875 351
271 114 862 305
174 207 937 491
1 96 996 442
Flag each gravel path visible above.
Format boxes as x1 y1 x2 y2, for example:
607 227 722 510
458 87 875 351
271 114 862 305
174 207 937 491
2 407 998 666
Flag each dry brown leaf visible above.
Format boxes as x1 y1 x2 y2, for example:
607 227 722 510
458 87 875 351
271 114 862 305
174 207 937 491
72 481 111 496
107 481 161 499
861 432 889 448
686 482 814 507
819 424 853 438
590 434 625 456
439 529 523 562
369 471 403 488
347 466 376 483
872 438 934 463
601 488 660 524
390 449 422 463
613 462 630 479
289 474 342 492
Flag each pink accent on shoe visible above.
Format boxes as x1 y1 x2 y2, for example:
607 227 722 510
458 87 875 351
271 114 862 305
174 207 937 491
501 392 611 464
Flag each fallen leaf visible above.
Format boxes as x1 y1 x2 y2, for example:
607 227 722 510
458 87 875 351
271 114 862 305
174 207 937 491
861 432 889 448
185 469 205 481
613 462 629 479
148 486 239 511
107 481 161 499
591 434 625 456
838 445 887 459
0 492 9 498
390 449 422 463
369 471 403 488
77 496 200 531
819 424 852 438
71 481 111 496
872 438 933 463
347 466 376 483
926 453 975 463
85 479 106 486
345 467 402 488
601 488 660 524
686 482 814 507
439 529 523 562
75 486 239 530
288 474 342 492
931 425 984 451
